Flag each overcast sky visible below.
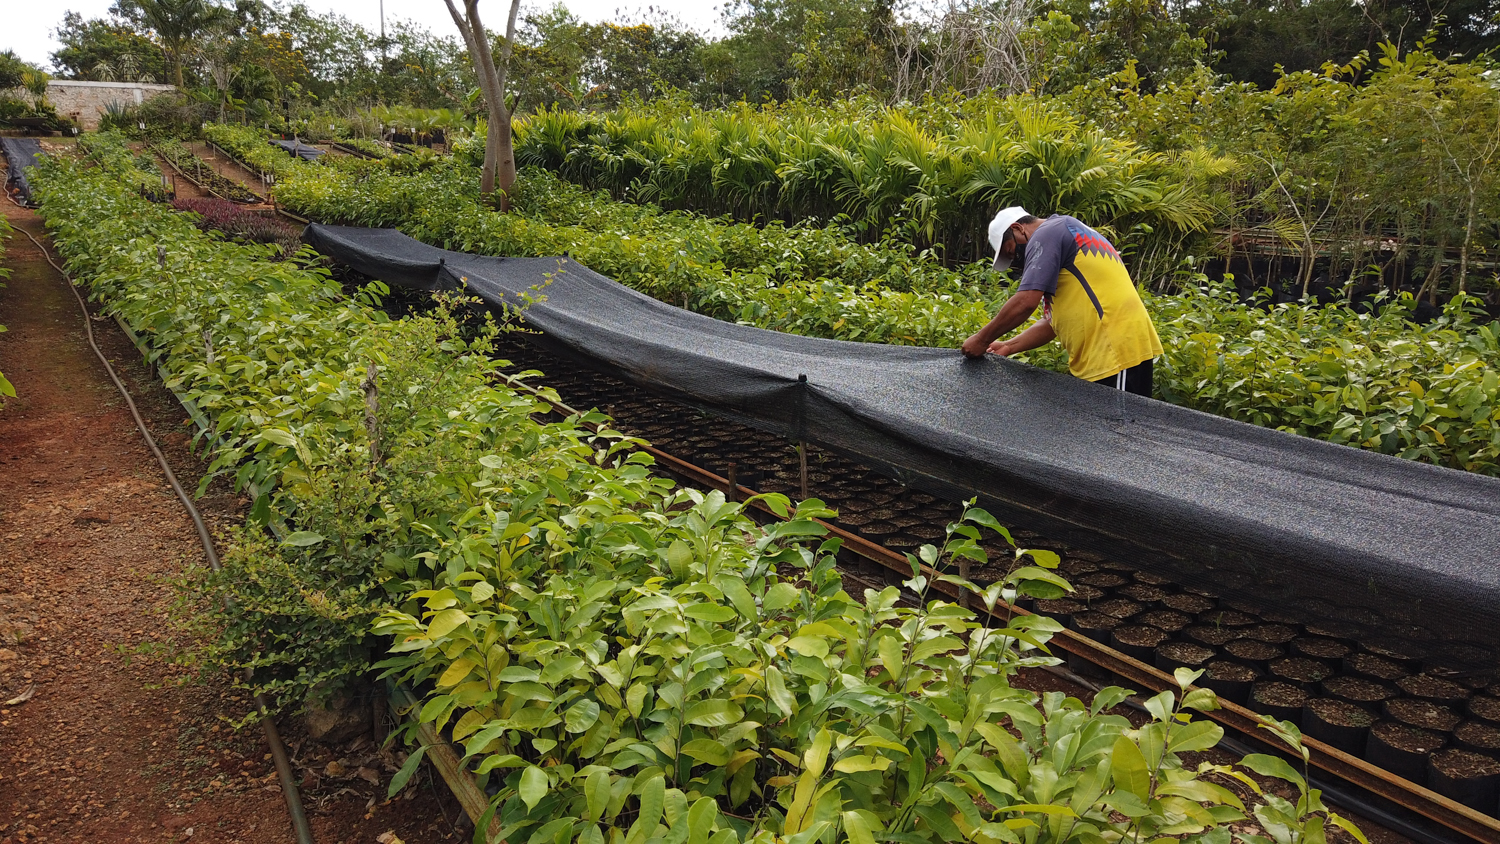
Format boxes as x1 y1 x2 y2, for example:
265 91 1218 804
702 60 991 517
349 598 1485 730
2 0 727 69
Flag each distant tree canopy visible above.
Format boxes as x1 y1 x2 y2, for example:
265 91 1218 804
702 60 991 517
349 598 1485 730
39 0 1500 115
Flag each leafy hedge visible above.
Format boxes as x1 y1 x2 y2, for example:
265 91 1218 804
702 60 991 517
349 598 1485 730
508 98 1227 277
275 157 1500 475
205 123 318 179
40 150 1362 844
77 131 170 201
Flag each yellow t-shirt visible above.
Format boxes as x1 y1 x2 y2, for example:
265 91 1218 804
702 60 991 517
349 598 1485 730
1016 216 1162 381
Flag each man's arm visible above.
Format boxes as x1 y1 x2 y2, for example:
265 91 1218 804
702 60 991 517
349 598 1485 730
989 318 1055 357
960 289 1045 358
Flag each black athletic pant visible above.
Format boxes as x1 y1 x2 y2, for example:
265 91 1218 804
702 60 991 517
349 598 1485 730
1093 359 1153 397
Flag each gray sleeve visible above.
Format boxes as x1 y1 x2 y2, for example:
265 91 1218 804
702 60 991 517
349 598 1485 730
1016 220 1071 296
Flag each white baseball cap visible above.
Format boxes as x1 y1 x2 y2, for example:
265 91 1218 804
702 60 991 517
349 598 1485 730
988 206 1030 271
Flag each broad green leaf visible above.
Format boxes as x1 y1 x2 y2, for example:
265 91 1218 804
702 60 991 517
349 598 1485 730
680 738 731 766
519 765 548 811
1329 812 1370 844
282 531 324 547
1240 754 1306 791
566 699 601 733
716 577 756 620
832 754 891 773
684 603 737 623
687 797 718 844
259 428 296 446
842 811 876 844
627 775 665 844
540 655 586 685
803 728 833 777
387 745 427 797
683 699 743 727
876 634 903 679
766 665 796 716
1170 720 1225 753
763 582 799 611
437 658 476 688
426 608 470 640
786 635 828 658
1110 735 1150 801
585 769 610 822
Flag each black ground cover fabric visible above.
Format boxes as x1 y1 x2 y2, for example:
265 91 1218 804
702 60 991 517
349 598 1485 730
306 223 1500 669
271 139 325 161
2 138 44 205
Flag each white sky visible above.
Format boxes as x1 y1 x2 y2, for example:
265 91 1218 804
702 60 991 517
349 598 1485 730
2 0 727 69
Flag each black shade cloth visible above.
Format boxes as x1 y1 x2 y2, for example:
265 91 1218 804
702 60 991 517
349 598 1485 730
305 223 1500 669
2 138 44 205
271 139 325 162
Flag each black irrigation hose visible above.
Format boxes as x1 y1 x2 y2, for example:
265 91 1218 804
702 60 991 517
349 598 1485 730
10 214 317 844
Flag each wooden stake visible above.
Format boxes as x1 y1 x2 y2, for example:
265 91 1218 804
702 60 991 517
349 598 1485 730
798 442 809 501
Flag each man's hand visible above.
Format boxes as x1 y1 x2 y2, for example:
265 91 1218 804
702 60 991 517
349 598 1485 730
960 289 1045 359
988 340 1014 357
961 333 992 358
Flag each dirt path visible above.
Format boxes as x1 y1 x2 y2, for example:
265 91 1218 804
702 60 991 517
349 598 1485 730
0 196 462 843
188 142 271 204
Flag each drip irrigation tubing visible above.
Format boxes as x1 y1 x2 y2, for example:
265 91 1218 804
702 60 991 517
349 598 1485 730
8 209 316 844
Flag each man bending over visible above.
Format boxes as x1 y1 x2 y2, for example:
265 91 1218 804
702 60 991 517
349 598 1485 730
960 207 1161 396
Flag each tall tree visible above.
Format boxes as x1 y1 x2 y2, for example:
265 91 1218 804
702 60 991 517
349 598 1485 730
444 0 523 208
126 0 232 87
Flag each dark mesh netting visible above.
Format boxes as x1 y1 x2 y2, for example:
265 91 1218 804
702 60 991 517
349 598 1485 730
305 223 1500 672
2 138 44 205
271 139 324 161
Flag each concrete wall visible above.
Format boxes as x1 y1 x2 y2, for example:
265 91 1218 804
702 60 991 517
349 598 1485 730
42 81 178 131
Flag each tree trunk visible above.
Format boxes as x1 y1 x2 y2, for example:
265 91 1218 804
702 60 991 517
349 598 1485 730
1460 191 1477 294
444 0 522 210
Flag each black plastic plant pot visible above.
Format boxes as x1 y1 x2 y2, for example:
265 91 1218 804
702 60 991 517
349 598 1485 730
1384 698 1462 733
1184 625 1241 648
1250 681 1308 722
1322 676 1395 708
1359 638 1427 670
1366 722 1445 782
1269 657 1334 692
1110 625 1169 662
1070 611 1124 641
1397 673 1473 706
1223 639 1285 672
1244 624 1298 646
1202 660 1258 706
1292 637 1352 662
1032 598 1084 629
1155 641 1216 674
1454 721 1500 756
1118 583 1167 606
1426 749 1500 812
1468 695 1500 725
1137 609 1194 634
1300 698 1375 754
1344 652 1409 683
1163 593 1216 615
